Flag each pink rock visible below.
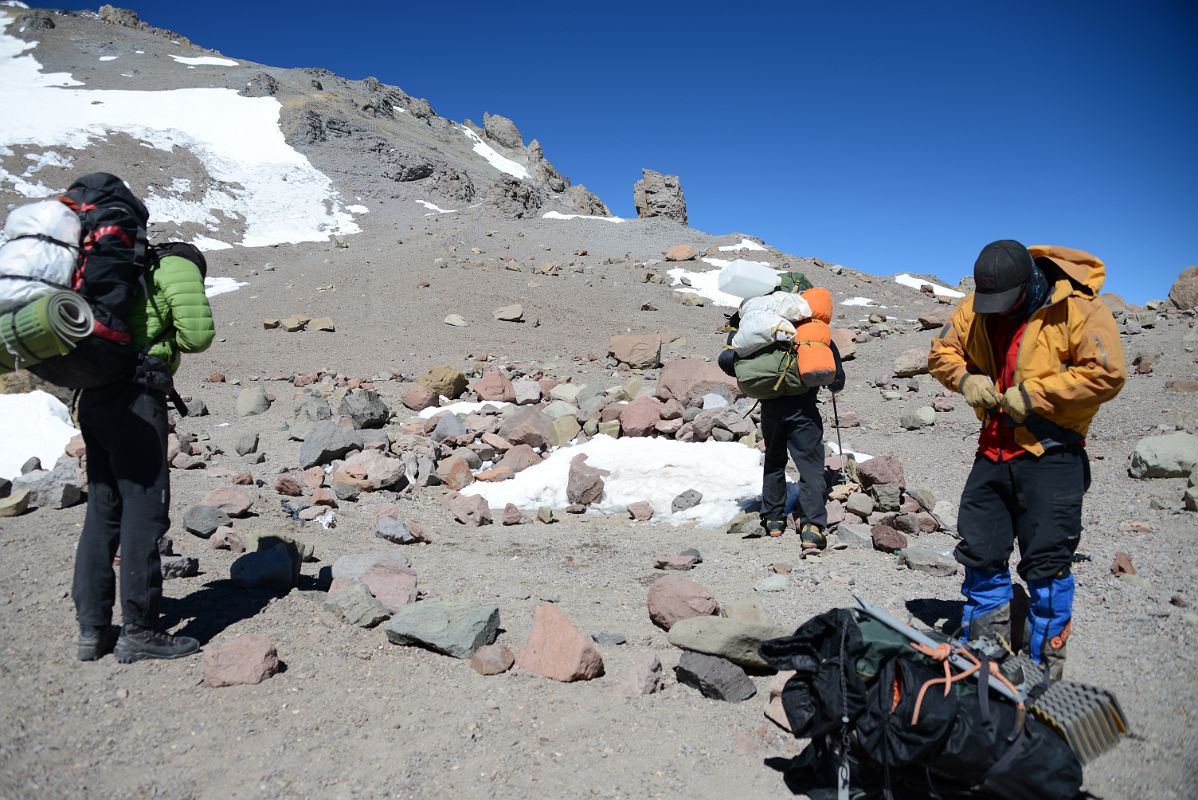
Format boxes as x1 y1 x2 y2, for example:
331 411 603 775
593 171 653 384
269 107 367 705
344 450 405 489
200 487 254 517
361 563 418 611
64 434 85 459
613 652 663 697
627 501 654 521
871 524 908 553
857 455 906 490
498 407 554 449
647 574 719 630
481 432 513 452
654 418 683 436
654 358 738 402
302 467 325 489
498 444 540 473
619 396 662 437
472 369 516 403
764 670 797 731
664 244 697 261
933 396 955 412
476 466 514 482
311 488 338 507
437 455 474 490
826 499 846 527
275 474 304 497
401 384 439 411
470 643 515 675
171 452 203 470
167 433 181 463
515 603 605 682
208 526 244 553
608 334 663 369
659 399 684 420
501 503 527 525
914 512 940 533
299 506 326 521
452 494 492 526
566 453 607 506
830 328 856 360
202 634 280 687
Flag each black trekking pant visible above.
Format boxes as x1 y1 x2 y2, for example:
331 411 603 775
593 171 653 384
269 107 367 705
760 392 827 529
954 446 1090 582
72 383 171 629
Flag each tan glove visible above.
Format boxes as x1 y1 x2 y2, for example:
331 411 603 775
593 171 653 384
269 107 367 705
1000 385 1031 423
961 375 999 409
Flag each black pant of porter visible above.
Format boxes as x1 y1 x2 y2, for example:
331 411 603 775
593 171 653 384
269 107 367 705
760 391 827 529
72 383 171 629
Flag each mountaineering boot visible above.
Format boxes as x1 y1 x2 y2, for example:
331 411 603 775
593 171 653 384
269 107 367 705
799 523 827 551
1026 573 1074 681
763 519 787 538
960 568 1013 642
113 624 200 663
77 624 119 661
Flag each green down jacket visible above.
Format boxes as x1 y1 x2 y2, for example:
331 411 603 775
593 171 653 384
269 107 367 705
126 254 215 374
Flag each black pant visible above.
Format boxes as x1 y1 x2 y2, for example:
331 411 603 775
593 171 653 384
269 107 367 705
72 383 171 629
954 447 1090 582
760 392 827 528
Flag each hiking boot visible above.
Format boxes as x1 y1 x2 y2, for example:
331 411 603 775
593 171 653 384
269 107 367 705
764 519 787 538
77 624 119 662
799 523 827 551
113 624 200 663
967 604 1012 648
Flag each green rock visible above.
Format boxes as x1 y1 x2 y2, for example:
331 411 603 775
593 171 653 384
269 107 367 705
383 599 500 658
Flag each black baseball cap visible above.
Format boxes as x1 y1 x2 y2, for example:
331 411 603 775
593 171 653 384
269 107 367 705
973 240 1032 314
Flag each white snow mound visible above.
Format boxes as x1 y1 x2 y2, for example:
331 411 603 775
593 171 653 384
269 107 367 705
462 435 763 527
542 211 624 224
895 273 965 299
0 390 78 479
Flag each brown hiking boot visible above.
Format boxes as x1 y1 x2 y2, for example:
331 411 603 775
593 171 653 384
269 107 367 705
799 523 827 551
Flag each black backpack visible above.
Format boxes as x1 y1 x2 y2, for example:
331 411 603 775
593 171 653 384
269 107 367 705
28 173 151 389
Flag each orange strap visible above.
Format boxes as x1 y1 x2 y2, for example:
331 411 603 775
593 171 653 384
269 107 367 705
906 642 1025 725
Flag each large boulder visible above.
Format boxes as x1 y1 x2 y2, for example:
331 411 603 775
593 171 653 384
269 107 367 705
666 615 785 670
633 169 687 224
382 600 500 658
1169 266 1198 310
608 334 662 369
419 365 468 399
515 603 605 682
299 422 364 469
564 184 610 216
483 111 523 149
499 407 554 449
674 652 755 703
1129 432 1198 478
488 175 543 219
472 369 516 403
338 389 389 429
654 359 738 402
856 455 906 491
647 574 718 630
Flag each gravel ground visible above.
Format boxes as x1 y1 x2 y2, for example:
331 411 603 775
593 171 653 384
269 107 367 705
1 7 1196 799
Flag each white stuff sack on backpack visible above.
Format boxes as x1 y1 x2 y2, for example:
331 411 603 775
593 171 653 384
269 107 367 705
0 200 82 314
742 291 813 323
728 292 814 356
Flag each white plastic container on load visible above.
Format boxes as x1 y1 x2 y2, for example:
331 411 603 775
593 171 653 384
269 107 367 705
0 200 81 314
717 259 779 299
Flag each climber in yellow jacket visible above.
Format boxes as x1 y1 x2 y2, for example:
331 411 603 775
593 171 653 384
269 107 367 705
928 241 1126 679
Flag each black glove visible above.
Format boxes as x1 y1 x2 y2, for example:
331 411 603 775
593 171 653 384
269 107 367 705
717 348 737 377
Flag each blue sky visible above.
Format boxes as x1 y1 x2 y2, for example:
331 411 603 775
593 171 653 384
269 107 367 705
34 1 1197 302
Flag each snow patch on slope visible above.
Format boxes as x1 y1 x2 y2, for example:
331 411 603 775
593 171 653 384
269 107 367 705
542 211 624 223
461 126 528 180
895 273 964 298
0 391 77 480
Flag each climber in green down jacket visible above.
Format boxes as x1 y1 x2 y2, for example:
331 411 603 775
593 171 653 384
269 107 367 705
74 243 216 664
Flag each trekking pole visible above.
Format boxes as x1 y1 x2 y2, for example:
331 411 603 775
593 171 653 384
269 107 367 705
831 392 849 484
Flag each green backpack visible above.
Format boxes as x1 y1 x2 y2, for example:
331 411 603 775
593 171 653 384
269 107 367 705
728 271 813 400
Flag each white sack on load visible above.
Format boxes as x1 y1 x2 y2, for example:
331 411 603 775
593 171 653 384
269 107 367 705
0 201 81 314
741 291 812 322
731 310 796 356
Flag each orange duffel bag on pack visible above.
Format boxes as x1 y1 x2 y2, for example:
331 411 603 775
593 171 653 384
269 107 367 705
795 287 836 387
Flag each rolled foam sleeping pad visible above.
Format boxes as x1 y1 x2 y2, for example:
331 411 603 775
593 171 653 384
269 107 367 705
0 291 94 372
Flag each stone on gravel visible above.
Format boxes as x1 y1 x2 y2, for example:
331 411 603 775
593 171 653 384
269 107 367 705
665 244 698 261
674 651 755 703
512 378 542 404
1110 551 1137 576
234 432 259 456
383 600 500 658
872 525 909 553
200 487 253 517
160 555 199 579
209 526 244 553
515 603 605 682
667 615 784 670
671 489 703 513
361 562 418 612
323 582 391 628
1129 432 1198 478
401 383 439 411
917 307 952 330
754 575 790 593
338 389 390 429
344 450 405 489
1168 265 1198 309
375 516 427 544
846 492 875 519
647 574 719 630
609 334 663 369
499 407 554 448
299 422 364 469
613 653 664 697
331 551 411 582
470 643 515 675
901 547 958 576
12 460 84 509
900 406 937 429
856 455 906 490
235 386 271 417
724 511 760 537
473 369 516 402
230 544 296 591
183 504 230 538
0 489 31 517
203 634 280 687
627 501 654 521
493 304 524 322
619 395 662 436
452 494 492 526
835 523 873 549
498 444 540 474
654 554 699 570
550 414 582 447
893 348 930 378
654 358 737 402
419 365 468 399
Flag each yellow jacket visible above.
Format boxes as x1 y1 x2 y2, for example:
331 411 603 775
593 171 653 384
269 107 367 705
928 245 1127 456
